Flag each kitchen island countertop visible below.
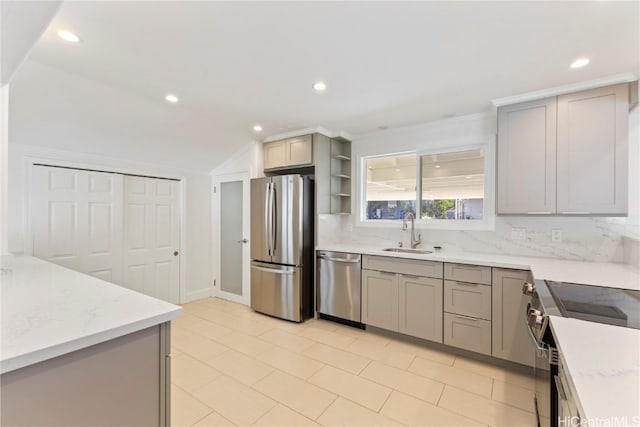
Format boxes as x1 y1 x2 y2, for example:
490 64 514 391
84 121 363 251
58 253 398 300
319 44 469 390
0 255 182 374
549 316 640 426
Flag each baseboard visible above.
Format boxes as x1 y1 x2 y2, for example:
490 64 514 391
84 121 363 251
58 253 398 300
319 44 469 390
182 288 212 304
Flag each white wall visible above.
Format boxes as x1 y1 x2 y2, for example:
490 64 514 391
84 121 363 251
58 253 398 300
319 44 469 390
1 86 8 254
321 109 640 263
8 144 212 302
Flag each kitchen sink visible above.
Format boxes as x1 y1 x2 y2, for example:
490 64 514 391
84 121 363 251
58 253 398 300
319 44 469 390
382 248 433 255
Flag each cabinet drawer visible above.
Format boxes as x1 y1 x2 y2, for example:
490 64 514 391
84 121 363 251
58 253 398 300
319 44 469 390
444 280 491 320
443 312 491 355
444 263 491 285
363 255 443 278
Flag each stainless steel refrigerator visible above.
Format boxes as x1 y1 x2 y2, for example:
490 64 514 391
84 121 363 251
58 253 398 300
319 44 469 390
250 174 313 322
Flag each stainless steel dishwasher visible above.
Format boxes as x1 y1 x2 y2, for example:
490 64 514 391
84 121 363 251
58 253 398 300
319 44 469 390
317 251 362 323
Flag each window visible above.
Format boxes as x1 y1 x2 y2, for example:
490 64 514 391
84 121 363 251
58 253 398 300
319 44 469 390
365 154 416 220
421 149 484 220
363 147 487 223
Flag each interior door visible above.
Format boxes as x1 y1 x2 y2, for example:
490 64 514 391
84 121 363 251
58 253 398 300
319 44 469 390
215 172 250 305
32 165 123 283
123 176 180 303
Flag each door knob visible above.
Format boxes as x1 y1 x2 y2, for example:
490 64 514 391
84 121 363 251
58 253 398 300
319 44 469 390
173 251 179 256
237 238 248 244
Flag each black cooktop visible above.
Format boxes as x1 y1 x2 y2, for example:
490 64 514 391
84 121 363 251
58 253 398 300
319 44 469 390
546 281 640 329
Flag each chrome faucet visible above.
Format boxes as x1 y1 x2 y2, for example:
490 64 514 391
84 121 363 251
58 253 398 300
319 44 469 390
402 212 422 249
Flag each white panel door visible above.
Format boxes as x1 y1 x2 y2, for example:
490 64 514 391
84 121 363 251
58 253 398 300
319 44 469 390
32 166 123 283
123 176 180 303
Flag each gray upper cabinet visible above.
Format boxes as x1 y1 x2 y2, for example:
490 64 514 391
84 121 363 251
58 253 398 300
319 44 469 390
491 268 534 367
263 135 313 171
556 84 628 215
497 97 557 214
496 82 632 216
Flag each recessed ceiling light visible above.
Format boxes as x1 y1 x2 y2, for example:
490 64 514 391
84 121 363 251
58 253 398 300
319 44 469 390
312 81 327 92
165 94 179 103
253 125 263 132
57 30 81 43
466 176 472 179
570 57 590 69
395 168 401 172
435 165 441 169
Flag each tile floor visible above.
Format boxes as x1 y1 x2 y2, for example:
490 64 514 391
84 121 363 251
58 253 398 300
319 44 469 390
171 297 537 427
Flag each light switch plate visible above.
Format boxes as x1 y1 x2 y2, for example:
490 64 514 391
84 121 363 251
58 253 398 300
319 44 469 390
551 229 562 242
511 228 526 240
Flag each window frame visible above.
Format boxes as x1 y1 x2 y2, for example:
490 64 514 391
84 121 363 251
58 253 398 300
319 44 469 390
358 139 495 231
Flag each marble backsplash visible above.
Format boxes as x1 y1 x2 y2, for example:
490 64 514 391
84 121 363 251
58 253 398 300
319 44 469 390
318 214 640 264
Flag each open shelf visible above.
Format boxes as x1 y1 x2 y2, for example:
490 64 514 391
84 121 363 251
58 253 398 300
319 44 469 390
333 154 351 161
333 174 351 179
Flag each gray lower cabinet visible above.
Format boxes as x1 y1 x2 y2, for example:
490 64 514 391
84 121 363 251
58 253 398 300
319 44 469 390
361 256 443 342
398 275 443 343
1 323 171 427
361 269 399 331
443 312 492 355
492 268 535 367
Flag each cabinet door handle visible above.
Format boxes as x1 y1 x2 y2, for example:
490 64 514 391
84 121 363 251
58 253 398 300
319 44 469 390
560 211 590 215
455 281 480 287
454 314 479 322
554 375 567 401
377 271 396 276
526 211 552 215
402 274 422 279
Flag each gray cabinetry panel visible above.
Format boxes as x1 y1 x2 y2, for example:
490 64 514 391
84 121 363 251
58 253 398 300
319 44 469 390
363 255 443 278
492 269 535 367
497 97 557 214
444 263 492 285
399 274 443 342
556 83 628 215
443 312 492 356
361 269 399 331
444 280 492 321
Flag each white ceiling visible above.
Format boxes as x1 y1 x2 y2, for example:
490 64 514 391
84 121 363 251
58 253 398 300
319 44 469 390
9 1 639 171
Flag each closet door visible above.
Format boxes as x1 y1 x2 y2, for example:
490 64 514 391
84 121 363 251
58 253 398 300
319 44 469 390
123 177 180 303
32 166 123 283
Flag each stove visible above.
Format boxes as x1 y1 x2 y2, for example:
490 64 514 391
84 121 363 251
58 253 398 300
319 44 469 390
524 280 640 427
545 281 640 329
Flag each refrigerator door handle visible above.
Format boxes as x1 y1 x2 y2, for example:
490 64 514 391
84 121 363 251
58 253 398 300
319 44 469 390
252 265 295 275
271 184 277 256
264 182 271 256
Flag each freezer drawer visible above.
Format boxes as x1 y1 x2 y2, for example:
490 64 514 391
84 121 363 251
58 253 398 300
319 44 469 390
251 261 302 322
317 251 362 322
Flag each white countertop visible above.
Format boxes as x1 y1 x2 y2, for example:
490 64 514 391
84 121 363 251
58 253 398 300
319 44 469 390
549 316 640 426
0 255 182 374
316 243 640 290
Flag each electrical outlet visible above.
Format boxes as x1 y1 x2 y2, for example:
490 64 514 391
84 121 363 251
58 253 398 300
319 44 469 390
511 228 526 240
551 229 562 243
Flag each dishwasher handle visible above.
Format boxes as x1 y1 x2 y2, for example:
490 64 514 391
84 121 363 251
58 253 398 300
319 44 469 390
318 255 361 263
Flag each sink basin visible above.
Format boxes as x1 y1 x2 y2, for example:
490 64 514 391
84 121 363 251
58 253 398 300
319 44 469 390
382 248 433 255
